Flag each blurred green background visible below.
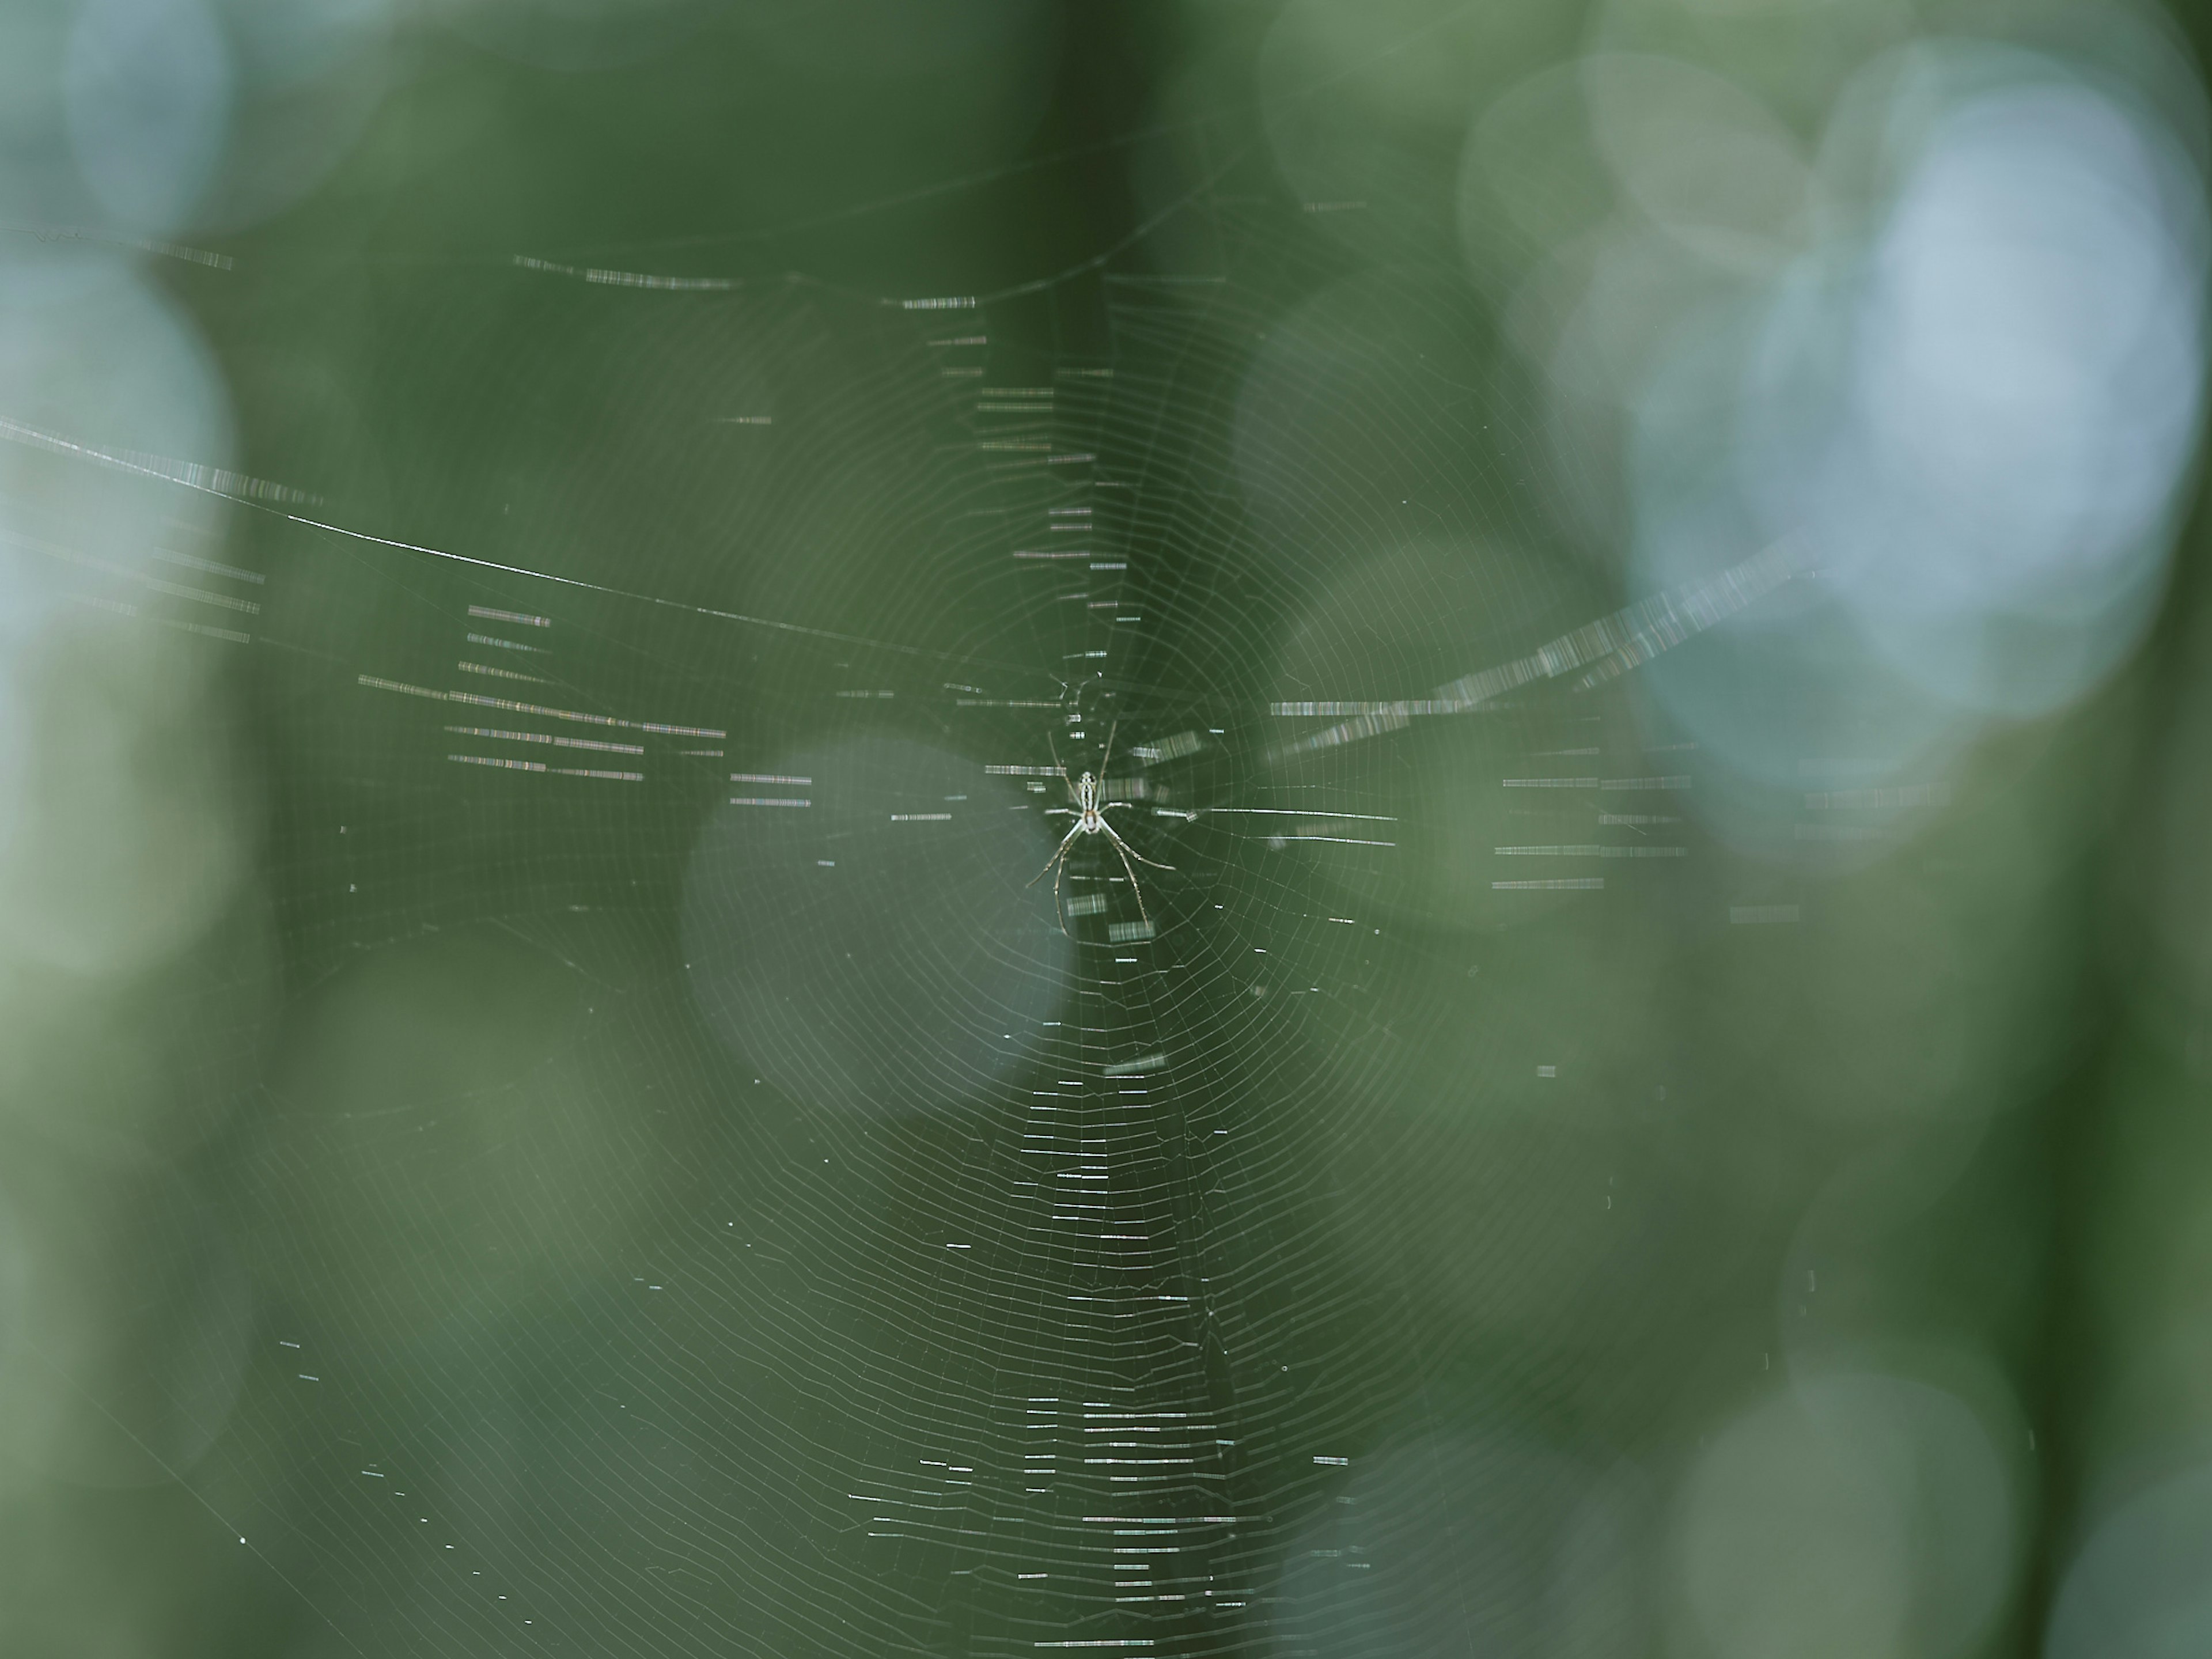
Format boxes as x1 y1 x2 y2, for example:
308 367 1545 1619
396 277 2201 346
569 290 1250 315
3 0 2211 1654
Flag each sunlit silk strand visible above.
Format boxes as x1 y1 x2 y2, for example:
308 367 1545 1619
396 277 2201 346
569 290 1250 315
1267 535 1803 763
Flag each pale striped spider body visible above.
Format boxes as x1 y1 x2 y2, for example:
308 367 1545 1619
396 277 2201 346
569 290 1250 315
1029 722 1173 934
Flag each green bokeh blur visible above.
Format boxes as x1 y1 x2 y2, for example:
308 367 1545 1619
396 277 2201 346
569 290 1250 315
3 1 2211 1656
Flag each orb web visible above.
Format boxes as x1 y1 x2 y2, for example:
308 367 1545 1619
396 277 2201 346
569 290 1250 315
25 177 1753 1659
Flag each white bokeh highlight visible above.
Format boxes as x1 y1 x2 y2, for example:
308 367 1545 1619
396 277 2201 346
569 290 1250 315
63 0 234 233
1745 72 2207 715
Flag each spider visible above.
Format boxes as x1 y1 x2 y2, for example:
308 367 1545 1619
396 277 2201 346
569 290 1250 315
1028 721 1174 934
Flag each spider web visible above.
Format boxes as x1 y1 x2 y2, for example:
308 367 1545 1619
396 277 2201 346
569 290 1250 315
20 162 1765 1659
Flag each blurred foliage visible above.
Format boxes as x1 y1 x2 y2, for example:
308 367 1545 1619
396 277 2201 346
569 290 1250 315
2 1 2211 1656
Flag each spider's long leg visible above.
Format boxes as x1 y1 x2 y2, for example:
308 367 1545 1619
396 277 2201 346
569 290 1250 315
1054 844 1071 937
1101 816 1175 871
1099 719 1119 779
1105 831 1152 927
1028 823 1081 888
